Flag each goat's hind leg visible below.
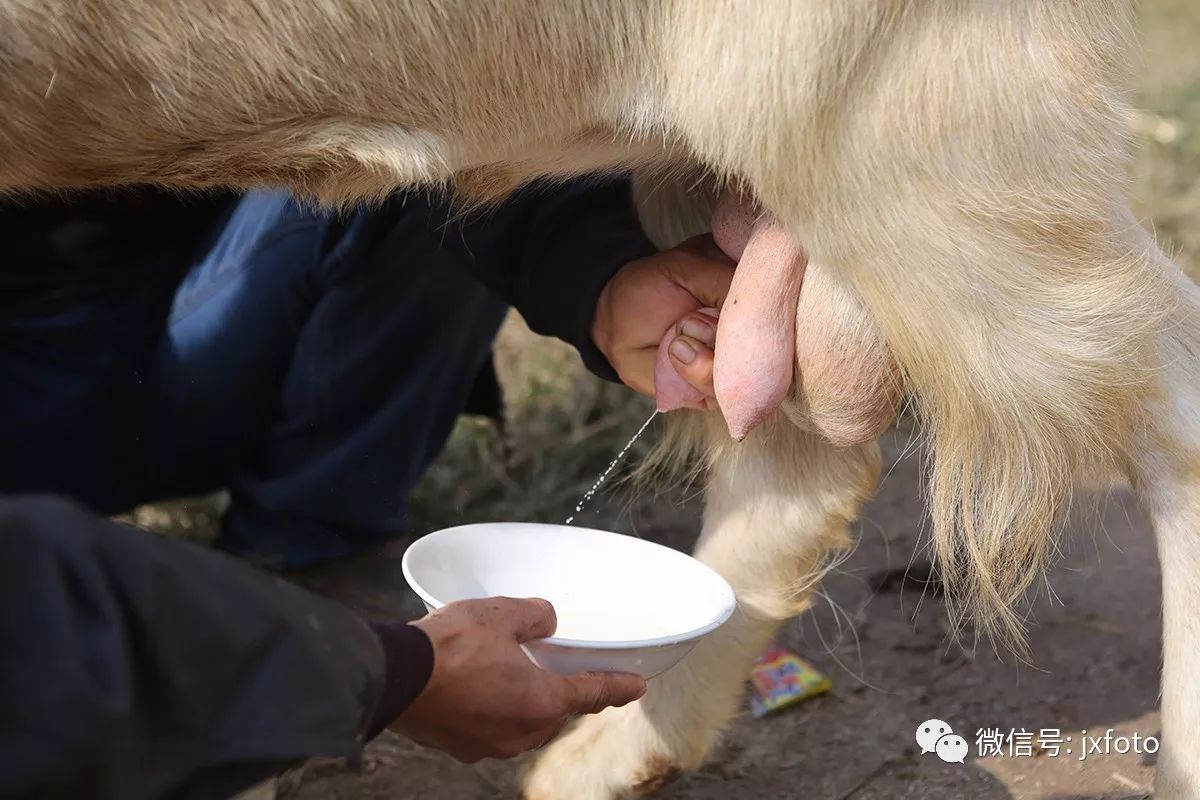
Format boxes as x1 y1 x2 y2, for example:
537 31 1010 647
1128 266 1200 800
521 417 879 800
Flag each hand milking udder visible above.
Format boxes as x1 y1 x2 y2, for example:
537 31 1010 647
651 189 801 438
653 188 900 444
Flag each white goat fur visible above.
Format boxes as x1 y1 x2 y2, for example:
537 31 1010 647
2 1 1197 797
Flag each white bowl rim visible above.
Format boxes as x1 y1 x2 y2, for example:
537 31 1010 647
401 522 737 650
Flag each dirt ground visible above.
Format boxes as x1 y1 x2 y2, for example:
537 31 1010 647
279 425 1163 800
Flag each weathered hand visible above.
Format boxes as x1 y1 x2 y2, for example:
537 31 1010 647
392 598 646 763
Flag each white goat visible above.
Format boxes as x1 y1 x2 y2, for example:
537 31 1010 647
1 2 1195 797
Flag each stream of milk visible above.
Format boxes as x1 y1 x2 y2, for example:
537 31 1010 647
564 410 658 526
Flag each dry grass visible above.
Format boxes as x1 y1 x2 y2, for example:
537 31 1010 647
1132 0 1200 279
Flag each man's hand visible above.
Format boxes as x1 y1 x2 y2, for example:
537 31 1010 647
591 235 735 410
391 598 646 763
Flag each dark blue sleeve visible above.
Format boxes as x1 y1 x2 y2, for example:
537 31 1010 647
0 495 421 800
453 176 657 381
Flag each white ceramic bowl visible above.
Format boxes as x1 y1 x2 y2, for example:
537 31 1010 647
401 522 736 678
